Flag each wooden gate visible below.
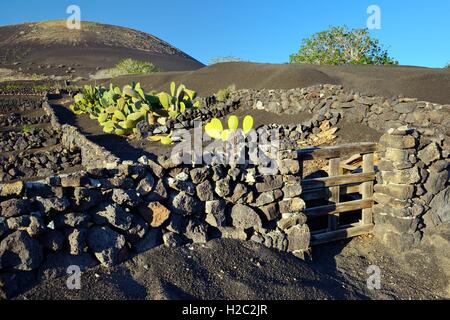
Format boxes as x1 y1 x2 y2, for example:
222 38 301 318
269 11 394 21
297 142 377 245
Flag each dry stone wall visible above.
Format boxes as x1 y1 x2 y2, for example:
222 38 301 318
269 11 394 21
0 150 310 297
0 95 83 183
0 95 43 113
42 100 120 169
374 127 449 251
229 84 450 155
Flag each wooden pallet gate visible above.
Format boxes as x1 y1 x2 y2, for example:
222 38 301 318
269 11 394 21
297 142 377 245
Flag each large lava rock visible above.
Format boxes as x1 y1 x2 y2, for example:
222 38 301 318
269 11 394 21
87 226 127 267
0 231 43 271
425 187 450 226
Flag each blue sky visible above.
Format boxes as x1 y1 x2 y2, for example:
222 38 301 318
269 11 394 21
0 0 449 67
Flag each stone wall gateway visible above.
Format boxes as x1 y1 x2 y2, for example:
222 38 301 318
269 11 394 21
225 84 448 251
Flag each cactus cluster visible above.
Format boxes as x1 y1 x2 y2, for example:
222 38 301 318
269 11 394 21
157 82 200 119
69 82 199 137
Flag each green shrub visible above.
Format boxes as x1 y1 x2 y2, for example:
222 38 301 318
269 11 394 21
21 124 36 135
0 83 22 91
107 58 157 77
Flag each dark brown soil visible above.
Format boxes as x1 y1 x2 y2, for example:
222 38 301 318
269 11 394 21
100 62 450 105
335 120 383 144
0 21 204 77
233 108 312 126
312 234 449 299
17 239 349 300
16 236 449 300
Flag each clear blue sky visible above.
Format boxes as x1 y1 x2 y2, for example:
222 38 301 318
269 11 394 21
0 0 449 67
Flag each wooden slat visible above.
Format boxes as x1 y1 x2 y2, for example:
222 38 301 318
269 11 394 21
340 163 359 171
304 199 373 218
341 184 361 195
311 222 364 236
341 153 362 165
301 172 375 191
311 224 374 246
361 153 374 225
301 185 360 201
298 142 377 160
328 158 340 231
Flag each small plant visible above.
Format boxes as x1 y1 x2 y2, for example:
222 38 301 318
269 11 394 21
205 115 254 141
0 83 22 91
107 58 157 77
21 124 35 135
215 84 236 102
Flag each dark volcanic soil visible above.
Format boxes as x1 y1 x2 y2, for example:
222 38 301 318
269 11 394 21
17 239 349 300
335 119 383 144
0 21 204 76
16 236 449 300
101 62 450 105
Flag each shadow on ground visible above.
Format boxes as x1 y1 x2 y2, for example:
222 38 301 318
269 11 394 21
15 239 367 300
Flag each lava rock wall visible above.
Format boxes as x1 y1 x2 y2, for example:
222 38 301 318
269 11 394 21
374 127 449 251
230 84 449 154
0 150 309 298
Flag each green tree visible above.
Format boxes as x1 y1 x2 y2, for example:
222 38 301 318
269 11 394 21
445 62 450 68
290 26 398 65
